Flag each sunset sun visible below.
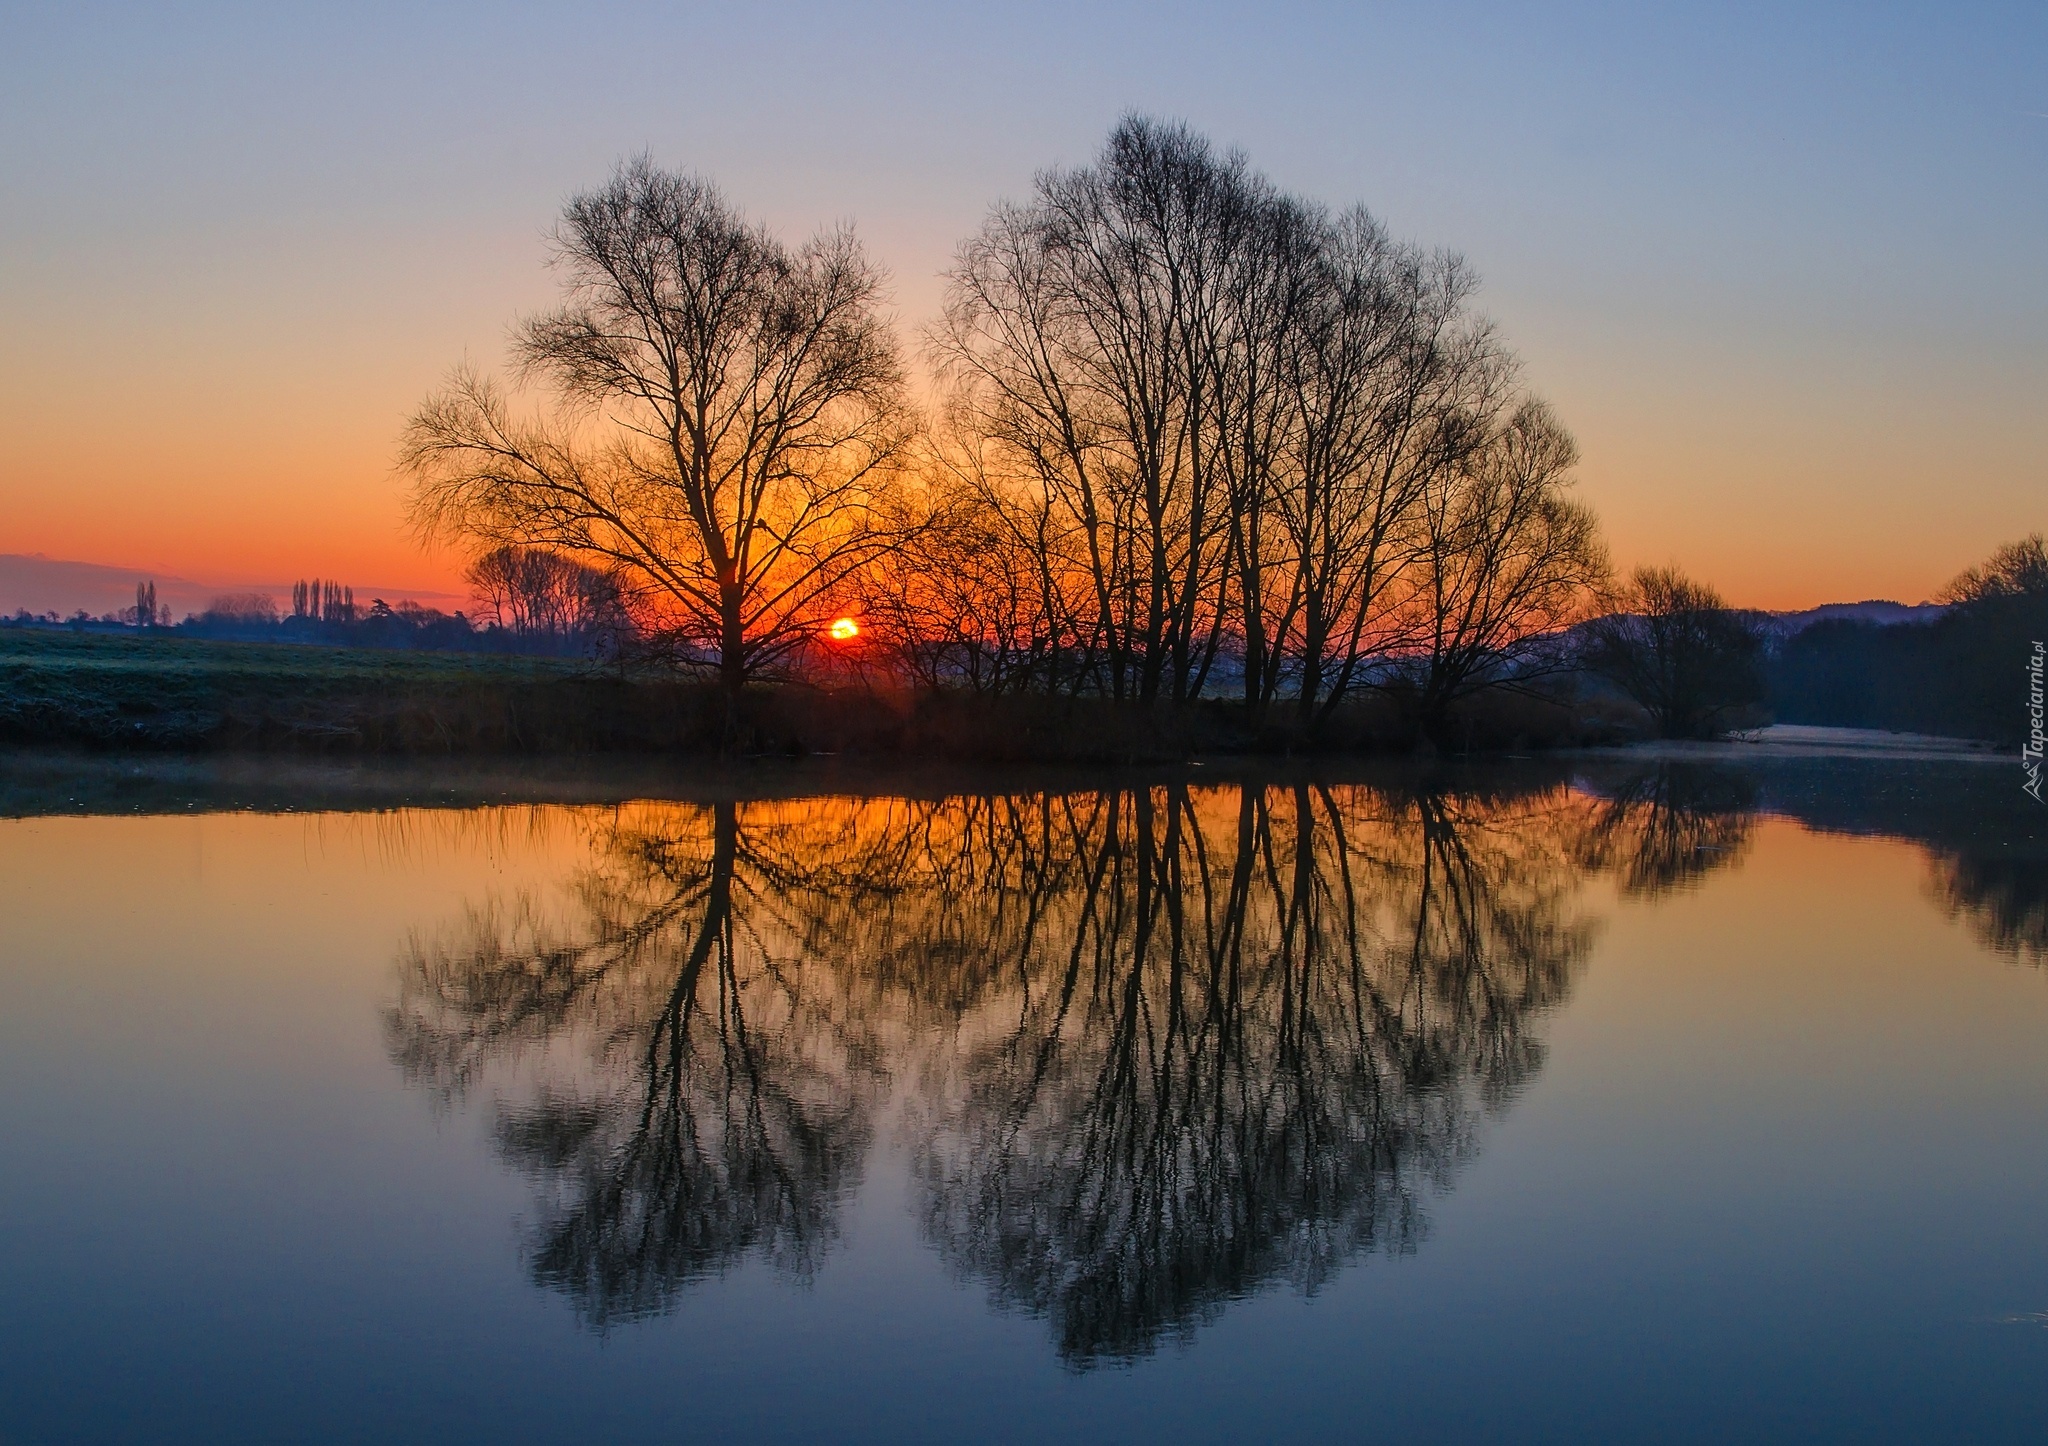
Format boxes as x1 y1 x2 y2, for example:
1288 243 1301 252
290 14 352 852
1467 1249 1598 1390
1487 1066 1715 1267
828 616 860 641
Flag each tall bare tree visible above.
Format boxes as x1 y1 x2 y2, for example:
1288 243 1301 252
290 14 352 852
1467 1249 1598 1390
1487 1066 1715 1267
932 117 1262 704
1268 215 1503 725
402 157 911 691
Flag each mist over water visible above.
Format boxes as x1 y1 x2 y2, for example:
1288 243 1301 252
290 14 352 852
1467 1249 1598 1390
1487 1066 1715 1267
1 757 2043 1442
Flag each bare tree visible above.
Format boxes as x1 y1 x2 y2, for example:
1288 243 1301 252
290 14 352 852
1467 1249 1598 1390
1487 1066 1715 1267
1208 191 1319 716
1401 400 1610 743
931 117 1262 704
1939 533 2048 604
402 157 911 691
1268 214 1503 726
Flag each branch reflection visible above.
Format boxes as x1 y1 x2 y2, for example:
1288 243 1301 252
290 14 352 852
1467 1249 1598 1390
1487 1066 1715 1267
1932 851 2048 966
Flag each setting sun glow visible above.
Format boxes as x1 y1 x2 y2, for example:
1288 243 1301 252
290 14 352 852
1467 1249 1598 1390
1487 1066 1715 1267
828 617 860 641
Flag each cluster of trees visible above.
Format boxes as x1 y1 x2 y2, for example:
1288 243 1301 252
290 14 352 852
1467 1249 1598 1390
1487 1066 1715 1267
1771 534 2048 744
883 121 1607 729
1582 567 1767 738
188 591 482 649
128 581 168 628
463 545 632 652
401 121 1612 738
1581 534 2045 744
290 578 357 624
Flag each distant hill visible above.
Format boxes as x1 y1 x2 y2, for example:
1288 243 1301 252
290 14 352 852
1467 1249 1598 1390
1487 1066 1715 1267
1763 600 1946 635
0 553 465 620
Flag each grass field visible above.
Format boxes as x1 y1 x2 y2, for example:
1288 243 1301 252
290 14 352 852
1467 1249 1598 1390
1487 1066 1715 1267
0 629 582 693
0 628 1210 757
0 629 667 751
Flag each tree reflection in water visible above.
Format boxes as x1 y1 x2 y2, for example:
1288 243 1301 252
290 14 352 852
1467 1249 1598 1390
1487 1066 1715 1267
1931 852 2048 966
1574 764 1759 899
909 782 1600 1365
386 800 886 1326
384 772 1752 1352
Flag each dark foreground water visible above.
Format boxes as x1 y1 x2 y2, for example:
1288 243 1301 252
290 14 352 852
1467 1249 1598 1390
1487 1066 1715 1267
2 751 2044 1444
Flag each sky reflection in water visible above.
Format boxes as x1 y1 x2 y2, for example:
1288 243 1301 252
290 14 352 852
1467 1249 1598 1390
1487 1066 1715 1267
0 758 2043 1443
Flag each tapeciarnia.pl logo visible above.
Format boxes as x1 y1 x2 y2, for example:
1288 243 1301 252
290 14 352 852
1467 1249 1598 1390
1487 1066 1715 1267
2026 640 2045 803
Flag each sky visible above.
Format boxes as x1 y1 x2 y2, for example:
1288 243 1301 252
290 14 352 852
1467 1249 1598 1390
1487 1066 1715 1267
1 0 2042 610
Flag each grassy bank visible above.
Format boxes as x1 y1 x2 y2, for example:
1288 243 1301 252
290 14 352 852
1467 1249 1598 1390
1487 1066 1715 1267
0 629 1626 759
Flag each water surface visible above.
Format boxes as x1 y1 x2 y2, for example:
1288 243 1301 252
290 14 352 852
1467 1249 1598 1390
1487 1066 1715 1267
1 753 2043 1443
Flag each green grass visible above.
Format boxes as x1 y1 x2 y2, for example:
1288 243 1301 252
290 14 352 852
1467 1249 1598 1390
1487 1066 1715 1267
0 629 630 750
0 628 580 684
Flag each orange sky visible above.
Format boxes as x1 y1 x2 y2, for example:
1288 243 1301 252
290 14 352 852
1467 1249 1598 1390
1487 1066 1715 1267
3 298 2033 611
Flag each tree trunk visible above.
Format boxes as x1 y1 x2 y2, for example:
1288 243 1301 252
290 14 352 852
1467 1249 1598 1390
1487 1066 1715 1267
718 574 747 696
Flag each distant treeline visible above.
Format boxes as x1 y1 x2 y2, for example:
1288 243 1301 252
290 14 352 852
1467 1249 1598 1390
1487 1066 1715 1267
1769 539 2048 745
3 548 631 659
5 595 499 652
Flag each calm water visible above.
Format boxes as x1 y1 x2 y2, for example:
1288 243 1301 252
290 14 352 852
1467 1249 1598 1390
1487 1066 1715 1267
1 752 2044 1444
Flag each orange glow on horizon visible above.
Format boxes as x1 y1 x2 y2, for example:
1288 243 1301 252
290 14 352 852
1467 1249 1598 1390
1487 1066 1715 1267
0 357 2029 615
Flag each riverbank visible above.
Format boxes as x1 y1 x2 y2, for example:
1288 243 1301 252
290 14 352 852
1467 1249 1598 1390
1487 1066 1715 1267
0 629 1625 761
1581 723 2007 765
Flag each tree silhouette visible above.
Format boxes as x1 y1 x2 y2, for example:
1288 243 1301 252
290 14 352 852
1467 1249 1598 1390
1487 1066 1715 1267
1930 851 2048 966
403 158 911 692
1582 567 1766 739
